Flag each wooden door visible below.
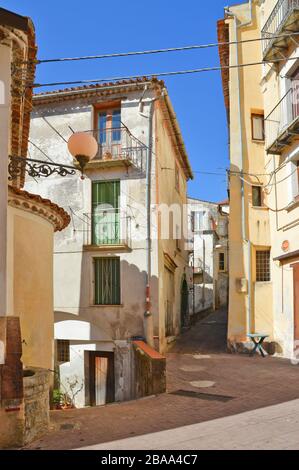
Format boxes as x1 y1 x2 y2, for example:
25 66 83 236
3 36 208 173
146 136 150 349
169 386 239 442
95 357 108 406
89 352 115 406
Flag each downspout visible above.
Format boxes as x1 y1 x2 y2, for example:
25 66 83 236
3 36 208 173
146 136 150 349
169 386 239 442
144 97 155 348
202 238 206 309
225 0 253 335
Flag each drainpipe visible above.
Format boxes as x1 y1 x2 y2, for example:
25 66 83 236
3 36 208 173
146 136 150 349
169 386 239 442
144 97 155 348
202 238 206 309
225 0 253 336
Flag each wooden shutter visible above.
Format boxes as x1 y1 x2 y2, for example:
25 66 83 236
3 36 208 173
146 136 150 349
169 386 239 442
92 181 120 245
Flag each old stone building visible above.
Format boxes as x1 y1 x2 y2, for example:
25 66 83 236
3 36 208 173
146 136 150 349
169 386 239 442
26 78 193 407
188 198 229 315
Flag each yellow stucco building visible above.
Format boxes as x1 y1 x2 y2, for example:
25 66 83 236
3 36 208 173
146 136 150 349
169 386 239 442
219 0 299 359
0 7 70 448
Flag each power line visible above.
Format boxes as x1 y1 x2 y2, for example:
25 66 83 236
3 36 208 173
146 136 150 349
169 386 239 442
29 31 299 65
42 116 68 143
30 56 299 89
28 139 55 163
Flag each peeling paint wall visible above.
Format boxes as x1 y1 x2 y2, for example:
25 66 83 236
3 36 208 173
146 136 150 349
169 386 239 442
26 87 190 404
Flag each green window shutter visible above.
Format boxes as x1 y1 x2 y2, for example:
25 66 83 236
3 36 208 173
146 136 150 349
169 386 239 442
94 258 120 305
92 181 120 245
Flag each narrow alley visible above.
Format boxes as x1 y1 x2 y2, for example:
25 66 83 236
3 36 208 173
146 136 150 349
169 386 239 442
24 308 299 450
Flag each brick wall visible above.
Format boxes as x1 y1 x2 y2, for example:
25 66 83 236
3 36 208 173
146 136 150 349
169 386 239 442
217 19 230 123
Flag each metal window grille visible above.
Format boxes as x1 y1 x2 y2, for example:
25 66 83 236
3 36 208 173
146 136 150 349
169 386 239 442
94 257 121 305
256 250 271 282
57 340 70 362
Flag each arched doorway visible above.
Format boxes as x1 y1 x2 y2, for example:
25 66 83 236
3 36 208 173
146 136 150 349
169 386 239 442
181 275 189 328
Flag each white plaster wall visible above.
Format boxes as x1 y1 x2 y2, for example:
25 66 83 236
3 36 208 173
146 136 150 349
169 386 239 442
26 90 161 403
187 199 219 313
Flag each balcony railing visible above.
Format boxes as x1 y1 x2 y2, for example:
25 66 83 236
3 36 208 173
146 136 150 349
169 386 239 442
83 210 131 248
262 0 299 60
87 126 147 171
265 86 299 153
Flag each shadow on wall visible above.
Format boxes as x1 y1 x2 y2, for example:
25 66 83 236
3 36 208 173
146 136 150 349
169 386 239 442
193 284 214 313
54 258 159 343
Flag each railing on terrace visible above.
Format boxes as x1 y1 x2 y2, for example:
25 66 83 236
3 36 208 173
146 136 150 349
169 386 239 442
262 0 299 57
265 86 299 151
87 126 147 171
83 210 131 247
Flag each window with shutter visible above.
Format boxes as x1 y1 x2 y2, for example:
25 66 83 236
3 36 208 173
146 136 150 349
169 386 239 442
251 113 264 141
252 186 262 207
94 257 121 305
92 181 120 245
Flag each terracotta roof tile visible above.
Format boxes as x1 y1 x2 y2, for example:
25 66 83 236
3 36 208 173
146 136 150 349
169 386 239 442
9 186 71 231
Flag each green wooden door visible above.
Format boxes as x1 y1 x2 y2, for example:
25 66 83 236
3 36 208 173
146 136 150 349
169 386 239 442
92 181 120 245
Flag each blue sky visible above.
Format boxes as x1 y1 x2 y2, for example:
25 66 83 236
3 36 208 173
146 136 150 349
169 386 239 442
2 0 232 202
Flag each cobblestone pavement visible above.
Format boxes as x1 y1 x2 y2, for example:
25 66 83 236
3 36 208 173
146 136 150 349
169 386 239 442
25 308 299 450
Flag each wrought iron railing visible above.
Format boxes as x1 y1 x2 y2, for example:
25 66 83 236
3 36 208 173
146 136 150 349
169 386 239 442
265 86 299 149
83 210 131 247
88 126 147 171
262 0 299 56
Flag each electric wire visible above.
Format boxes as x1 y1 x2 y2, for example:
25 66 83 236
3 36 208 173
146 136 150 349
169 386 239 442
30 55 299 89
26 31 299 65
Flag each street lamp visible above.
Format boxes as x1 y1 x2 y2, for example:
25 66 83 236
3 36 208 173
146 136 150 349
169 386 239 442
68 132 98 175
8 132 98 181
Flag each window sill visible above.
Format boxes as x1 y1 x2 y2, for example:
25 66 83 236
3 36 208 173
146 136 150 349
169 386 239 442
251 139 265 144
251 205 268 210
91 304 123 308
286 197 299 213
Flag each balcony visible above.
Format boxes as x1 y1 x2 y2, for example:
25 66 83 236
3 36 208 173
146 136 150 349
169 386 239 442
83 210 132 252
265 87 299 154
262 0 299 61
83 126 147 172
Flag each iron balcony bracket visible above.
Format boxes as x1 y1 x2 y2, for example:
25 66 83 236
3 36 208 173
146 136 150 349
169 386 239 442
8 155 78 181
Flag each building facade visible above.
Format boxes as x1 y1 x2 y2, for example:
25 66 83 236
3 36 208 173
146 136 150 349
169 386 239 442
27 79 193 407
188 198 229 316
262 0 299 358
218 0 299 359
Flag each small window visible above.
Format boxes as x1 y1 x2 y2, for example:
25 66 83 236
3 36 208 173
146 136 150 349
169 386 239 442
175 163 180 192
251 114 264 141
219 252 225 272
94 257 120 305
256 250 271 282
252 186 262 207
191 211 204 232
96 106 121 150
57 340 70 363
175 224 181 251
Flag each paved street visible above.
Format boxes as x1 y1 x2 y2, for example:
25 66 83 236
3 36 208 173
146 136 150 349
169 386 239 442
79 399 299 450
24 308 299 450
